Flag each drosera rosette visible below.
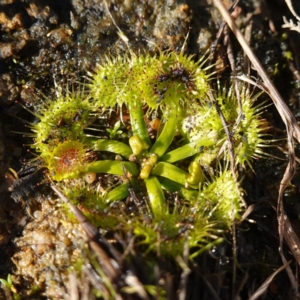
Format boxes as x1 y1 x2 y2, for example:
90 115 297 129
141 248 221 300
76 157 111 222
162 83 272 169
129 50 211 110
214 85 272 169
30 88 96 149
89 50 211 110
17 34 268 263
19 88 99 170
88 48 213 146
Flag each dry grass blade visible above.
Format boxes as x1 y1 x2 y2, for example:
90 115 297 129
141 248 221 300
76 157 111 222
212 0 300 143
207 90 237 181
248 260 292 300
177 256 190 300
52 185 155 299
123 275 150 300
177 234 190 300
223 24 242 114
51 185 121 283
284 0 300 21
51 185 100 240
207 86 244 296
67 272 79 300
213 0 300 293
198 272 222 300
240 203 256 221
277 131 299 291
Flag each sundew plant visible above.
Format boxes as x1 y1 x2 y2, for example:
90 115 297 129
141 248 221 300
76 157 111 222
23 42 270 258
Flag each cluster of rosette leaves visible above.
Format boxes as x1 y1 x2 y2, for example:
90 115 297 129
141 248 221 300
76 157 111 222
28 50 269 257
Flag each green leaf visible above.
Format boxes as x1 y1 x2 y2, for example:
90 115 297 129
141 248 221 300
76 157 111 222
144 176 166 218
93 139 132 158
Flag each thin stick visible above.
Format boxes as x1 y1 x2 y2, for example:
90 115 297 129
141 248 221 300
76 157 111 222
51 185 121 282
210 0 240 62
207 89 246 203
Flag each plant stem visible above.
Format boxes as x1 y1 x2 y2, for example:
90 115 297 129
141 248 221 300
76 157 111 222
150 110 177 158
129 103 151 146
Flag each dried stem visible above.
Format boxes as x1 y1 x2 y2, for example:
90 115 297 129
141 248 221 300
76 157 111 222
213 0 300 294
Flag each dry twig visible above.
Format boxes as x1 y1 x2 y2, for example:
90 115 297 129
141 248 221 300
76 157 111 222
282 0 300 34
248 260 292 300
